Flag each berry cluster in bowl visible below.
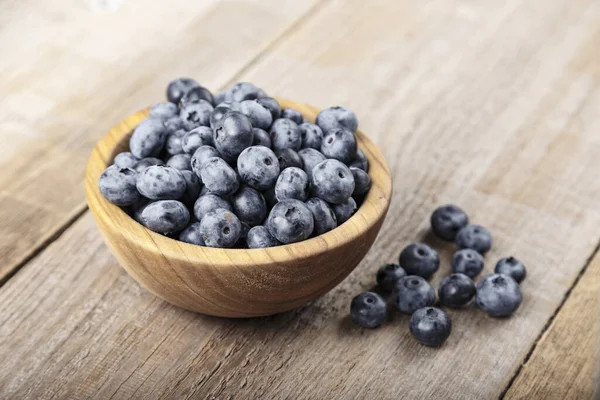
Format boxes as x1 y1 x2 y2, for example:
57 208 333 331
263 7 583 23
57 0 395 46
98 79 371 248
350 205 527 347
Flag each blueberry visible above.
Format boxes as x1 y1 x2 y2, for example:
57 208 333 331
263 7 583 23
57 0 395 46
332 197 357 225
321 128 357 163
180 100 213 131
141 200 190 234
350 292 387 328
438 273 476 307
316 106 358 133
311 159 354 204
399 243 440 279
166 153 192 171
297 148 326 181
281 108 304 125
247 225 281 248
180 85 214 107
266 199 314 244
198 157 239 196
132 157 164 173
348 148 369 172
210 101 241 129
451 249 484 279
180 170 201 207
228 82 262 102
350 166 370 197
149 102 179 120
304 197 337 235
376 263 407 293
495 257 526 283
251 128 271 148
476 274 522 317
256 97 281 121
190 145 220 176
163 116 184 134
232 185 267 226
182 126 214 154
392 275 436 314
98 166 140 206
275 148 303 170
299 123 324 149
113 152 139 169
136 165 187 200
275 167 310 202
456 224 493 254
167 78 199 104
129 118 168 158
430 204 469 241
214 91 226 105
199 208 242 248
240 100 272 130
213 111 254 160
193 193 232 221
237 145 280 191
178 222 205 245
409 307 452 347
270 118 301 151
165 129 186 155
131 197 151 225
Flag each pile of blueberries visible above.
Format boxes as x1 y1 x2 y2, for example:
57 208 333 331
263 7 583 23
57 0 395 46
98 79 371 248
350 205 526 347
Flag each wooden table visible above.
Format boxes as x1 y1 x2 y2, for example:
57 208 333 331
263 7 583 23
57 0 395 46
1 0 598 398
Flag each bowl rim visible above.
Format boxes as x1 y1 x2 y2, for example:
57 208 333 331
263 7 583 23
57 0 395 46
84 99 393 267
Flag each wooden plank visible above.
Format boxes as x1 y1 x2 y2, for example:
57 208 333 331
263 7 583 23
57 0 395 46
0 0 319 283
504 251 600 399
1 0 600 398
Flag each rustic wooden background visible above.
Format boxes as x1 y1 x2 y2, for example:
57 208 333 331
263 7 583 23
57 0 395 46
1 0 599 398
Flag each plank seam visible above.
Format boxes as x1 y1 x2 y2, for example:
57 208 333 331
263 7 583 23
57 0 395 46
498 238 600 399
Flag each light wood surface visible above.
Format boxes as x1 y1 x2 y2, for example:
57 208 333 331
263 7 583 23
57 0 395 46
84 101 392 317
1 0 600 398
0 0 319 283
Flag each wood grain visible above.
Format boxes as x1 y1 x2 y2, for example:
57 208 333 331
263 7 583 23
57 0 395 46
84 101 392 317
1 0 600 398
504 252 600 399
0 0 319 283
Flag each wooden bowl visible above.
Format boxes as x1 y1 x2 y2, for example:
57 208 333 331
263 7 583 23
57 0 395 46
84 99 392 317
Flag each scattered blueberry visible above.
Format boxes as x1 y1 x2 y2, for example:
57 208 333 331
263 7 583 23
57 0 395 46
275 148 303 170
456 224 493 254
182 126 214 154
332 197 357 225
350 292 387 328
438 273 476 307
240 100 273 130
198 157 239 196
376 263 407 293
299 122 323 150
321 128 357 163
98 166 140 206
141 200 190 234
430 204 469 241
348 148 369 172
350 167 370 197
180 99 213 131
166 153 192 171
281 108 304 125
251 128 271 148
129 118 168 158
275 167 310 202
409 307 452 347
113 152 139 169
476 274 522 317
237 145 280 190
304 197 337 235
180 85 214 107
311 159 354 204
149 102 179 120
193 193 232 221
256 97 281 120
232 185 267 226
214 111 254 160
297 148 326 181
316 106 358 133
167 78 199 104
451 249 484 279
266 199 314 244
495 257 527 283
199 208 242 248
247 225 281 249
136 165 186 200
399 243 440 279
270 118 301 151
178 222 206 245
392 275 436 314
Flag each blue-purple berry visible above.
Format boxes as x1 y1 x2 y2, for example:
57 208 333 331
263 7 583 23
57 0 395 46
399 243 440 279
129 118 168 158
232 185 267 226
132 157 164 173
228 82 262 102
165 129 185 155
136 165 186 200
193 193 232 221
321 128 357 163
311 159 354 204
304 197 337 235
210 101 241 129
163 116 184 134
98 166 140 206
350 292 387 328
332 197 357 225
275 148 303 170
270 118 301 151
348 148 368 172
256 97 281 121
182 126 214 154
495 257 526 283
451 249 484 279
237 145 280 191
376 263 407 293
409 307 451 347
141 200 190 234
180 99 213 131
167 78 199 104
431 204 469 241
149 102 179 120
240 100 273 130
281 108 303 125
251 128 271 148
213 111 254 160
198 157 239 196
247 225 281 248
316 106 358 133
350 166 370 197
190 145 220 176
275 167 310 202
178 222 206 245
476 274 522 317
180 170 201 207
456 224 493 255
180 85 214 107
438 273 476 307
113 152 139 169
199 208 241 248
166 153 192 171
392 275 436 314
298 148 326 181
266 199 314 244
299 122 323 149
